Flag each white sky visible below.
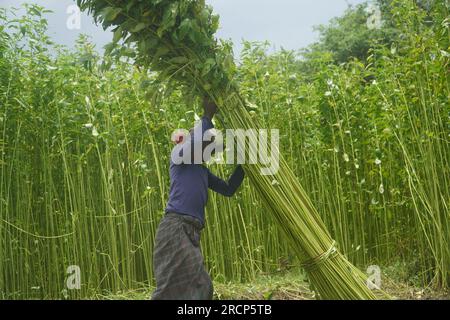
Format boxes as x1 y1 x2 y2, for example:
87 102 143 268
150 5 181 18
1 0 368 54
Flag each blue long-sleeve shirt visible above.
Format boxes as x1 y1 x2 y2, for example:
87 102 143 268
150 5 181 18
165 117 245 224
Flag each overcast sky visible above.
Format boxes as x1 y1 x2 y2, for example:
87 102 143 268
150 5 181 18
1 0 368 54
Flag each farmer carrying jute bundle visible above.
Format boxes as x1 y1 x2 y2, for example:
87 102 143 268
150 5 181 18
151 98 245 300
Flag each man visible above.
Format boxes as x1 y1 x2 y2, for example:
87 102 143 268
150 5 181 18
151 98 245 300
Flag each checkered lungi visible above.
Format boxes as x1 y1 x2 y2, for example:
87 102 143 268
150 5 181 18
151 213 213 300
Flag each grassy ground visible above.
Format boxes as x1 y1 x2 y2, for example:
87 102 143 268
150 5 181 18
94 269 449 300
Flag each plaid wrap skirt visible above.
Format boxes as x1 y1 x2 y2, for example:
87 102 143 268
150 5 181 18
151 213 213 300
